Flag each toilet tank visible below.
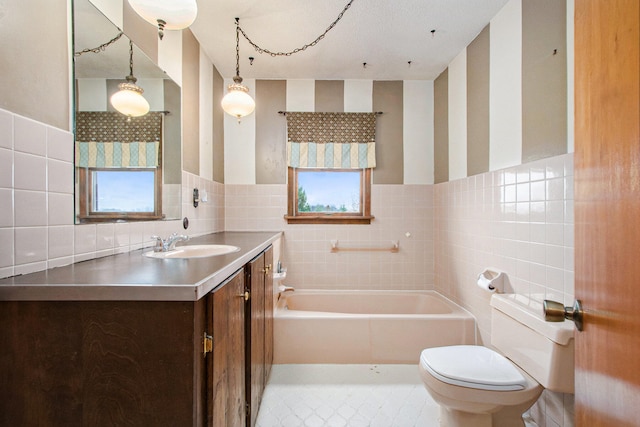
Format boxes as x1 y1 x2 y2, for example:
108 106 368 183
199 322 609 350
490 294 575 393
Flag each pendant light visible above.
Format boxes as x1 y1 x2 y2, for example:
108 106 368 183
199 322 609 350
221 18 256 122
110 40 150 118
127 0 198 40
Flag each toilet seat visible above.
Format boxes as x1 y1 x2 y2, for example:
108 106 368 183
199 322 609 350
420 345 527 391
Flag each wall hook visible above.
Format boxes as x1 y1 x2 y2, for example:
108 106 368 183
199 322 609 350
249 56 254 65
363 62 367 69
193 188 199 208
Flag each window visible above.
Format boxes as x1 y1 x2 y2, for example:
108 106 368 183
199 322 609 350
77 167 162 221
286 167 372 224
74 113 164 223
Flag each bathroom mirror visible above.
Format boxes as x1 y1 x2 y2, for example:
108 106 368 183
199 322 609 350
72 0 182 223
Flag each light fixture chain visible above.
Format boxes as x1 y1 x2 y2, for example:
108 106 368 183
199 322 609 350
235 21 241 77
237 0 355 57
74 31 124 57
129 40 135 77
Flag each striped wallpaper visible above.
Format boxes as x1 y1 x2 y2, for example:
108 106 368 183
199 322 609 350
435 0 572 182
225 79 433 185
223 0 572 186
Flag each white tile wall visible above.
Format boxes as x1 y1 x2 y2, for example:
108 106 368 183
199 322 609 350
225 184 435 290
0 109 225 279
434 153 575 427
434 153 574 342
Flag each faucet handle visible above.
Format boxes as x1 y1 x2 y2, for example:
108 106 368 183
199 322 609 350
150 235 164 252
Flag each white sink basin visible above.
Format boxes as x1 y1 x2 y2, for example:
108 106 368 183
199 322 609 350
143 244 240 259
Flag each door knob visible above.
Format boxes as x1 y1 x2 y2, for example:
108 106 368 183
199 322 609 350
543 299 583 331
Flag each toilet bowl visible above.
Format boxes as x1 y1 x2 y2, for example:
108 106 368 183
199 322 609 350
419 294 575 427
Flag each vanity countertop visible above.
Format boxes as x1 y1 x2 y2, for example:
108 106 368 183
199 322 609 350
0 231 282 301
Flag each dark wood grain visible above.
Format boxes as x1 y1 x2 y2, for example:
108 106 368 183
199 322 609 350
1 300 204 427
209 269 245 427
263 247 274 384
246 253 266 427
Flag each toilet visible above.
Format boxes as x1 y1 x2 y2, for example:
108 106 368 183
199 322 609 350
419 293 575 427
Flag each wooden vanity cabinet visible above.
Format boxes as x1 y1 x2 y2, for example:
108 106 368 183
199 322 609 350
0 248 274 427
0 298 209 426
208 269 246 427
245 246 273 427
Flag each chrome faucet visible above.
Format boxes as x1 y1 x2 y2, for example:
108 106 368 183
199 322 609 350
150 233 190 252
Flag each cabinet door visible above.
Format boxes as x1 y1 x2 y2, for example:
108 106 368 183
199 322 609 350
263 246 274 383
208 269 245 427
246 253 265 427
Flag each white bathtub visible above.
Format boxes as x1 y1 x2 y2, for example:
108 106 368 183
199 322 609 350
274 290 476 364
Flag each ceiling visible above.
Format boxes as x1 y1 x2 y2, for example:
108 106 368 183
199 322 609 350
190 0 510 81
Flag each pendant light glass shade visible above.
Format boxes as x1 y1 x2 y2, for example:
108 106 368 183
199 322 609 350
127 0 197 39
221 78 256 120
111 40 150 117
110 80 150 117
222 19 255 121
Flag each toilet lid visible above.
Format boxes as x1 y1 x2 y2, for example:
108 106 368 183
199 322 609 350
420 345 527 391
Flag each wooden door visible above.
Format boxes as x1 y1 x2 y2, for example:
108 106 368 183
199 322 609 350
208 270 246 427
246 253 265 427
263 246 274 383
574 1 640 425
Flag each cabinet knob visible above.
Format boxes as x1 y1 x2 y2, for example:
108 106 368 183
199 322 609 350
238 291 250 301
262 264 272 275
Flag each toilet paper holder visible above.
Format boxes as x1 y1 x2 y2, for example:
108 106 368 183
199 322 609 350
477 269 505 293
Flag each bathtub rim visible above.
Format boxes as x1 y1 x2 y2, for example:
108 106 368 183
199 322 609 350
275 289 474 319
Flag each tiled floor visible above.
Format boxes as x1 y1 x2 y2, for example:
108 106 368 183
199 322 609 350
256 364 441 427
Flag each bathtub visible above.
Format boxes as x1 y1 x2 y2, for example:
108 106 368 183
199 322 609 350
274 290 476 364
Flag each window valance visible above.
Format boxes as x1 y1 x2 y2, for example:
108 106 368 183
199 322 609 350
76 111 163 143
286 112 377 169
76 141 159 168
75 111 162 168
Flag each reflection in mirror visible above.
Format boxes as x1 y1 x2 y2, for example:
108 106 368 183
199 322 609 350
72 0 182 223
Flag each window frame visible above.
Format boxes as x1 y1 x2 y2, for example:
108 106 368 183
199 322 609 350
77 166 163 222
285 167 373 224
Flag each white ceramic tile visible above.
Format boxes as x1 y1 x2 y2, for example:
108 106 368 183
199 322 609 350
14 152 46 191
74 224 96 254
0 188 13 227
46 126 74 162
14 115 46 156
545 201 564 224
48 193 74 226
14 190 47 226
96 223 115 250
48 225 74 259
47 159 74 194
114 222 130 247
257 365 438 427
0 227 14 268
0 148 12 188
0 109 13 149
14 227 47 264
546 156 564 179
530 180 546 202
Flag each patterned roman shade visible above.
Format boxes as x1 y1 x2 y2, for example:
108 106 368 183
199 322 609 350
286 112 377 168
75 112 162 168
76 141 159 168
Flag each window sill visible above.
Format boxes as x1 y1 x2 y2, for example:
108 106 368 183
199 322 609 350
284 215 374 225
78 214 164 223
